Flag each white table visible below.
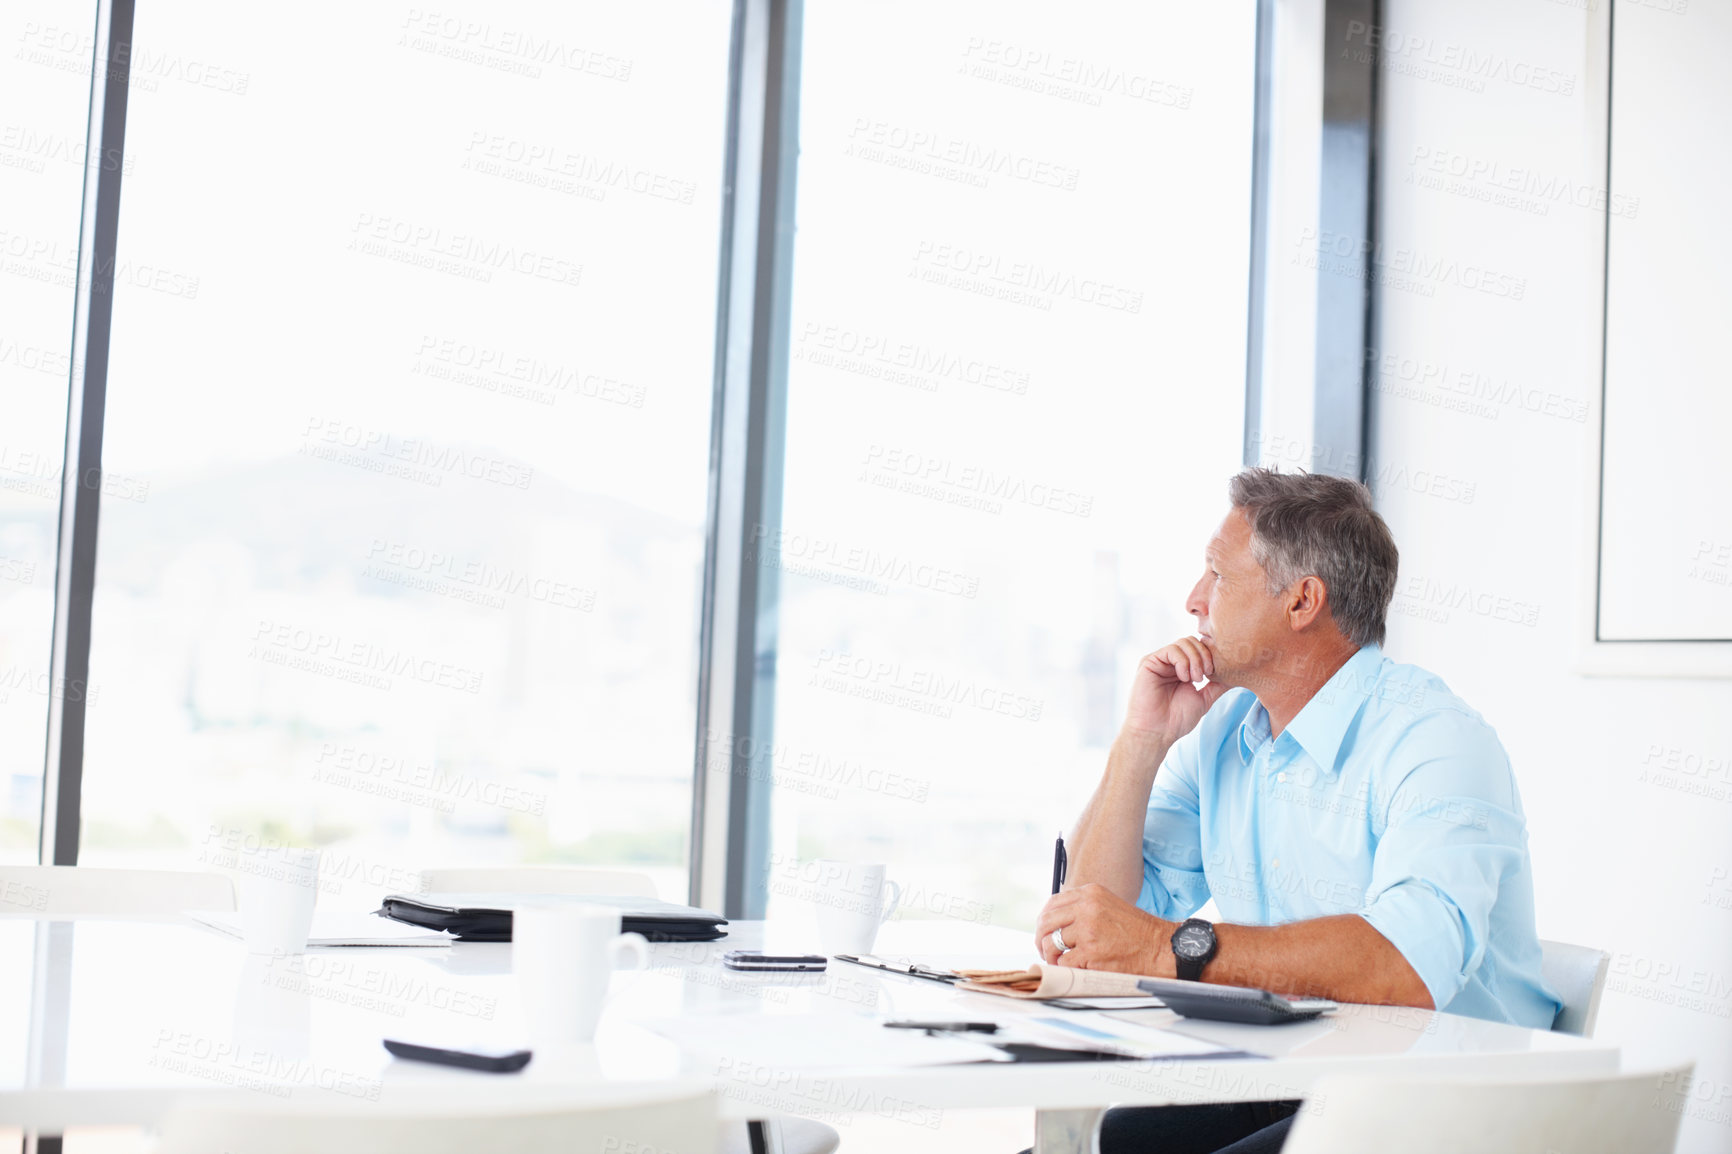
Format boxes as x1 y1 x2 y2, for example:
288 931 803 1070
0 915 1619 1153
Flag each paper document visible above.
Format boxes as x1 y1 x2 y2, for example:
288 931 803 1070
189 910 453 947
956 963 1159 1000
647 1011 1252 1068
1011 1013 1252 1060
645 1014 1010 1069
1044 995 1168 1011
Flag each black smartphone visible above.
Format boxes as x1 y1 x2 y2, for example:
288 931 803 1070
382 1038 533 1073
722 950 827 972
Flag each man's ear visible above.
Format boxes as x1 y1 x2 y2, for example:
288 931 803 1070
1286 575 1329 631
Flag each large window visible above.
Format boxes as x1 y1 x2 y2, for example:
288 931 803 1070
0 0 96 864
11 1 1264 919
760 1 1255 929
77 1 733 901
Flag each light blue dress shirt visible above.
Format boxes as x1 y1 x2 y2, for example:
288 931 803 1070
1137 644 1562 1029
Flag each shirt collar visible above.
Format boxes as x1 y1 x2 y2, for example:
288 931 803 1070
1237 644 1384 772
1237 698 1272 761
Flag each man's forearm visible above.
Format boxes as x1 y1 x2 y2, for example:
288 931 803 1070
1203 916 1433 1008
1039 886 1432 1011
1066 732 1171 903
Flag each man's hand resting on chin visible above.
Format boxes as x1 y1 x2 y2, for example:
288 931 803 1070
1124 636 1229 746
1036 883 1176 974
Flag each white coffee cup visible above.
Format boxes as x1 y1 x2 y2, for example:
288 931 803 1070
512 902 649 1048
812 860 902 956
233 847 320 955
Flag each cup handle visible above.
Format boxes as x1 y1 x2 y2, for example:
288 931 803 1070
878 880 902 925
610 932 650 970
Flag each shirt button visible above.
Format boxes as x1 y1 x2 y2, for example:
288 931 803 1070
1277 772 1288 783
1272 858 1282 869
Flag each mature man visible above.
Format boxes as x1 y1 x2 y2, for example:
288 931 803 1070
1038 469 1559 1154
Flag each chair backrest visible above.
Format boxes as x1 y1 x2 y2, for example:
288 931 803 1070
717 1118 842 1154
1283 1063 1694 1154
0 866 235 916
417 867 659 900
1539 938 1611 1036
159 1085 715 1154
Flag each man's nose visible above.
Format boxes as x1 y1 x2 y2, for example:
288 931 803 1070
1184 575 1210 618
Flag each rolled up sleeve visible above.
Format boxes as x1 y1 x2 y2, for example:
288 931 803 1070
1358 716 1526 1011
1137 731 1212 921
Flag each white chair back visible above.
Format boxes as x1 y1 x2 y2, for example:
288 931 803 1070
159 1085 716 1154
1283 1063 1694 1154
718 1118 842 1154
417 866 659 899
0 866 234 916
1539 938 1610 1036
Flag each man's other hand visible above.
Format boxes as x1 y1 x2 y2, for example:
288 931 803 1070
1036 882 1174 974
1122 638 1229 745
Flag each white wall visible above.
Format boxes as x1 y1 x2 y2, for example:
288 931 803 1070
1371 2 1732 1150
1596 0 1732 642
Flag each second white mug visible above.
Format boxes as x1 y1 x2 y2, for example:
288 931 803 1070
812 860 902 955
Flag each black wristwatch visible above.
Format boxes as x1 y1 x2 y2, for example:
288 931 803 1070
1170 918 1217 981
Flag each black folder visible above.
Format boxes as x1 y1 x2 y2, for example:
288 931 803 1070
378 892 729 943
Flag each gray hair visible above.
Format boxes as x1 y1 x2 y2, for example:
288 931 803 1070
1226 468 1399 648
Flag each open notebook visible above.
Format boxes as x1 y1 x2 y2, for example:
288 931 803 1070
189 910 453 947
956 963 1159 1000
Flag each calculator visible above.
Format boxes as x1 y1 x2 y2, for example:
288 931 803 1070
1136 978 1338 1025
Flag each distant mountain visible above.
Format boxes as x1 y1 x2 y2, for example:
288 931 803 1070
95 451 699 592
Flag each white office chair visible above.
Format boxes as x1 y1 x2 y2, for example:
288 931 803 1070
417 866 660 899
0 866 234 917
1539 938 1610 1037
1282 1063 1694 1154
718 1118 843 1154
158 1085 717 1154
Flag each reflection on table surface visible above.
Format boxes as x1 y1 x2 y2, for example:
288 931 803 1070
0 917 1030 1094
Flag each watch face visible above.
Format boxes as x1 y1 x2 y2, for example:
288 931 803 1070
1173 923 1212 958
